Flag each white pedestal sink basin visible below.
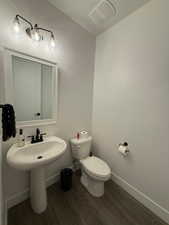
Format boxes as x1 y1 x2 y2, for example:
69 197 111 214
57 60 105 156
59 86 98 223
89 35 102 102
7 136 67 214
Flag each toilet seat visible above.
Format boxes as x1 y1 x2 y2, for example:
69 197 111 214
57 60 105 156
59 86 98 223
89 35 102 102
80 156 111 181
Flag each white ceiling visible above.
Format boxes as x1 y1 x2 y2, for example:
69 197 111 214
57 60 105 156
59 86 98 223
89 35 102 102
47 0 151 35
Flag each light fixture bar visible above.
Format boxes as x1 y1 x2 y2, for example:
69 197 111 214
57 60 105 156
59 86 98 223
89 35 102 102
13 15 55 47
36 26 54 36
15 14 33 29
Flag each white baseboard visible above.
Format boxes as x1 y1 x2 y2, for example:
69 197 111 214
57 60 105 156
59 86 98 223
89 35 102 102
111 172 169 224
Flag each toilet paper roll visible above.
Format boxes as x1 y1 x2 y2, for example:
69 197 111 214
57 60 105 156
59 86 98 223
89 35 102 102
79 130 89 139
118 145 129 156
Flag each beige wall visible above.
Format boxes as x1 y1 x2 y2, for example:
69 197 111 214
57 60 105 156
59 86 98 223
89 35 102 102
93 0 169 223
0 0 95 202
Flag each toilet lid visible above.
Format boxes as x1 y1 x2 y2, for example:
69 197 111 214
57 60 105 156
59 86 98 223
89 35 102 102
81 156 111 179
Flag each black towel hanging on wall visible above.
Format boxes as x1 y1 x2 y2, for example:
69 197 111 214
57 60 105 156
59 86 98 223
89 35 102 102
0 104 16 142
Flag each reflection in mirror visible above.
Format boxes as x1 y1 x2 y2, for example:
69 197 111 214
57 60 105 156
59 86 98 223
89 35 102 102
12 56 54 122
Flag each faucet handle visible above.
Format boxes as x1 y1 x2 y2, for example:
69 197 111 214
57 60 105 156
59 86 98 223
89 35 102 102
27 135 34 138
27 135 35 144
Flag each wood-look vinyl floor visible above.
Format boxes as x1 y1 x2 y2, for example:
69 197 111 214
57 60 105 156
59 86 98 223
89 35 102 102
8 173 168 225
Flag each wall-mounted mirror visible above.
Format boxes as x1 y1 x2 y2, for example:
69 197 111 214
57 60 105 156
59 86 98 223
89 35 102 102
4 49 58 127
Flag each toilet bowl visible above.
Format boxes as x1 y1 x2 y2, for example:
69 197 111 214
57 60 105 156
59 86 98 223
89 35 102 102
80 156 111 197
70 135 111 197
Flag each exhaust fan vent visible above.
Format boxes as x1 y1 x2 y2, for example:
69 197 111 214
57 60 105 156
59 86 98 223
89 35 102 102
89 0 117 25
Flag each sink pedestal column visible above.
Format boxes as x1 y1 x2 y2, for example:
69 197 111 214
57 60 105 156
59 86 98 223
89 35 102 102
30 167 47 214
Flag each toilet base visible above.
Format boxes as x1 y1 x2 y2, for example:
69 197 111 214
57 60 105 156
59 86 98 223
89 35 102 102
81 170 104 197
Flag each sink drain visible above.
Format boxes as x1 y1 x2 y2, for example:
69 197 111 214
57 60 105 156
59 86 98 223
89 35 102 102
37 156 43 159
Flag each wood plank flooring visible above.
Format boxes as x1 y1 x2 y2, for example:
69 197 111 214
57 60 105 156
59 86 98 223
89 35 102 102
8 173 168 225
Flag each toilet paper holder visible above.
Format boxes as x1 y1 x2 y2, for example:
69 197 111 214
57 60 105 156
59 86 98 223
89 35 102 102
118 142 130 155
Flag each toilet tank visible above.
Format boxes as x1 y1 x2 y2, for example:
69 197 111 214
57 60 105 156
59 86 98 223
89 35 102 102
70 136 92 160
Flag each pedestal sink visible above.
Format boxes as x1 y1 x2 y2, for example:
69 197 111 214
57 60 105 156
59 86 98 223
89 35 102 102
7 136 67 214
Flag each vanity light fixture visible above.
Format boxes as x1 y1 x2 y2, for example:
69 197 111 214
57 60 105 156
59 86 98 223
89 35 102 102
13 15 55 47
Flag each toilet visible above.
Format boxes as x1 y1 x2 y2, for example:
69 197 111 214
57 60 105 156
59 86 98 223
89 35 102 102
70 136 111 197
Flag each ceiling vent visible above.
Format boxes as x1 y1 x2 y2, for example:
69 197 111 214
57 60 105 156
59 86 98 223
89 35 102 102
89 0 117 25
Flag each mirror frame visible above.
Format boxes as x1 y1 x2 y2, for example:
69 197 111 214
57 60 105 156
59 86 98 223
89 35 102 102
3 48 58 128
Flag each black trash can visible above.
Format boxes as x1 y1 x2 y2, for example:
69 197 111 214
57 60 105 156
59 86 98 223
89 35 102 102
60 168 73 191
